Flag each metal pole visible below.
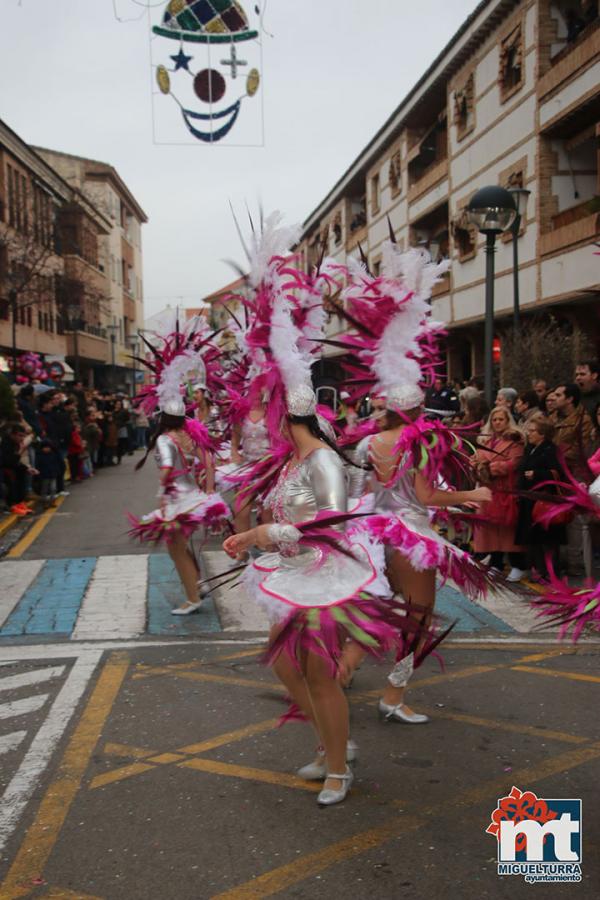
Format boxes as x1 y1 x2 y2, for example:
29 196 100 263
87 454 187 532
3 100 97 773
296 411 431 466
110 334 116 389
484 231 497 409
512 213 521 334
10 289 17 382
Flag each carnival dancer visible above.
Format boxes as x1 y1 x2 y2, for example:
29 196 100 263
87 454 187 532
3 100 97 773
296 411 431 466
128 316 231 614
221 213 407 806
349 386 491 722
326 240 498 721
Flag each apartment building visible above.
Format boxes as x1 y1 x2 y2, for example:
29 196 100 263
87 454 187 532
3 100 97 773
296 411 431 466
35 148 148 391
0 119 112 384
297 0 600 383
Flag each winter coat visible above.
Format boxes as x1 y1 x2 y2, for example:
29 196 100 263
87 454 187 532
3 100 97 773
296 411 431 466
551 406 594 481
473 433 525 553
514 439 566 547
35 442 61 479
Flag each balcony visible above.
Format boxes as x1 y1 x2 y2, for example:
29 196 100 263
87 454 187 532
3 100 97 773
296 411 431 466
540 207 600 256
407 158 449 205
538 18 600 100
66 329 108 363
123 294 136 321
346 223 368 252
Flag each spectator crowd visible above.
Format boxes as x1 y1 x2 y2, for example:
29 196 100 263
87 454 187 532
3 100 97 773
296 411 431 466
0 381 150 515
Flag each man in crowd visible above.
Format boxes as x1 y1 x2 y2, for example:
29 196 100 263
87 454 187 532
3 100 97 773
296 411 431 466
551 382 595 576
425 376 460 419
574 360 600 417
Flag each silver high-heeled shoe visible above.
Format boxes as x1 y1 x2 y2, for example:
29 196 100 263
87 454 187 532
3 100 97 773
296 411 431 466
317 767 354 806
297 740 358 781
378 699 429 724
171 601 203 616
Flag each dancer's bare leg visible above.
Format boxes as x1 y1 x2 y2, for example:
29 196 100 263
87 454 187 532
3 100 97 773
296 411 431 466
382 551 435 711
304 651 349 790
168 533 200 608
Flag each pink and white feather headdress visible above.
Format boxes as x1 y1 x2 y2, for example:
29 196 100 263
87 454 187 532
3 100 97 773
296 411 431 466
338 240 449 411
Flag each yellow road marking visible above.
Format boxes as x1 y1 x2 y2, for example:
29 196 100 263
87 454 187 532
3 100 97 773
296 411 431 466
0 513 17 538
416 707 587 744
90 719 280 790
102 741 156 759
0 652 128 900
6 496 65 559
43 889 103 899
517 649 576 663
133 667 279 692
90 761 156 790
511 665 600 684
179 758 321 792
133 649 263 680
216 740 600 899
180 718 279 755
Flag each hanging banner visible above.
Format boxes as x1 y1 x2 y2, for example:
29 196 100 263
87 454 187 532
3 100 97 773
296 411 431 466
149 0 264 147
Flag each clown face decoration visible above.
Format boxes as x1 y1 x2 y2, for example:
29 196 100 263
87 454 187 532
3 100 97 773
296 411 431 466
151 0 262 145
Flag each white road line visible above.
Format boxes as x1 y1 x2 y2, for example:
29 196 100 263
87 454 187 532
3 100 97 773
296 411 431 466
0 730 26 755
0 694 49 720
0 665 66 693
203 550 270 632
0 559 45 627
71 555 148 641
0 649 101 852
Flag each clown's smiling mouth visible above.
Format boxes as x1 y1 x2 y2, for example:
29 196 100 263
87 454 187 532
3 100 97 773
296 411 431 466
181 100 242 142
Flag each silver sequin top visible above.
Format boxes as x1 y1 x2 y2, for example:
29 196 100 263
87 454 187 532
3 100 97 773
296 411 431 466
241 416 270 462
353 435 431 532
155 433 203 499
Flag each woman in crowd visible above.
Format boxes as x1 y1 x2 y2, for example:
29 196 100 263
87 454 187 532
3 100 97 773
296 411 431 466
472 406 526 581
514 390 540 426
113 399 131 463
515 416 566 582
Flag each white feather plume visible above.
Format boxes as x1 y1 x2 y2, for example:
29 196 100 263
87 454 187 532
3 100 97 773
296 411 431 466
247 211 301 288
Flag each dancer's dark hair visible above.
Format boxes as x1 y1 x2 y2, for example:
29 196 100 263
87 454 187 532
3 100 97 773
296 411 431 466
135 413 186 470
288 414 365 468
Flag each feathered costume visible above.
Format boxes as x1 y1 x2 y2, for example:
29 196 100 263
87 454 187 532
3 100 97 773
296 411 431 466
128 313 231 545
223 214 409 673
335 242 498 600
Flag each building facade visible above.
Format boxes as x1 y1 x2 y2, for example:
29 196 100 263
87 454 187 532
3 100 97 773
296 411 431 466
296 0 600 383
35 148 148 392
0 119 112 384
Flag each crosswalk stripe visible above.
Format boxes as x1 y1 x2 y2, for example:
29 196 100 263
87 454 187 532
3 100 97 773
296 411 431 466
0 731 27 755
0 560 45 628
0 666 66 693
71 555 148 640
0 694 49 720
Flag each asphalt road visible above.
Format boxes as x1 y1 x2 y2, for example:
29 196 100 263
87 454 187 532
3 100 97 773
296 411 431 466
0 455 598 899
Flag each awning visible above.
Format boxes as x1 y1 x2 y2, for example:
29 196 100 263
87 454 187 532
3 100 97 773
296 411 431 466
45 355 75 381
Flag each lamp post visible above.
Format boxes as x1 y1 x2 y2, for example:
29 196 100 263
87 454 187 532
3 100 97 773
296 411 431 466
9 288 17 383
127 334 140 398
67 304 82 381
467 186 517 408
106 322 119 390
508 186 531 334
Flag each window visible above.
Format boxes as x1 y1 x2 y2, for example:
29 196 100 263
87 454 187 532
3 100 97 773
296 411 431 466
388 150 402 196
38 310 43 330
453 73 475 140
370 173 380 215
332 212 342 245
499 25 523 100
451 208 477 261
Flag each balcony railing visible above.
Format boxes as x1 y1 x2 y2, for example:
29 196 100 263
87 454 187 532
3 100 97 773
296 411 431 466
538 19 600 100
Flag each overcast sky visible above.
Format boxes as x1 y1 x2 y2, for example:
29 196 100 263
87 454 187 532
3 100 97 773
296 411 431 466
1 0 478 317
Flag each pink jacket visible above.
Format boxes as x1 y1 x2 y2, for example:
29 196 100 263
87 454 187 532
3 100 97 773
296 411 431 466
588 446 600 477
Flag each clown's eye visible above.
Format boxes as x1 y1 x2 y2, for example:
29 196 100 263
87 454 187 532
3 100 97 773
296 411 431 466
194 68 226 103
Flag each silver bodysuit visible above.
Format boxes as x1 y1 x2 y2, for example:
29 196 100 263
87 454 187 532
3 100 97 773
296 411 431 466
352 435 436 539
246 447 388 615
155 433 207 518
241 415 270 462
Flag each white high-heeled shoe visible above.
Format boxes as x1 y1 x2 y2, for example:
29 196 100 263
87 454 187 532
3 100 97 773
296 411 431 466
171 601 203 616
378 699 429 724
297 740 358 781
317 767 354 806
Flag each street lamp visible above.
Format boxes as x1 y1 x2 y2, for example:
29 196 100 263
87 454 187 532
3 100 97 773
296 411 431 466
467 185 517 407
127 334 140 398
508 186 531 334
67 304 83 381
106 322 119 390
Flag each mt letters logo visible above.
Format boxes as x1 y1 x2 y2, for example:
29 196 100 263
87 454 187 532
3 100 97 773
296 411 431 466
486 786 582 883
